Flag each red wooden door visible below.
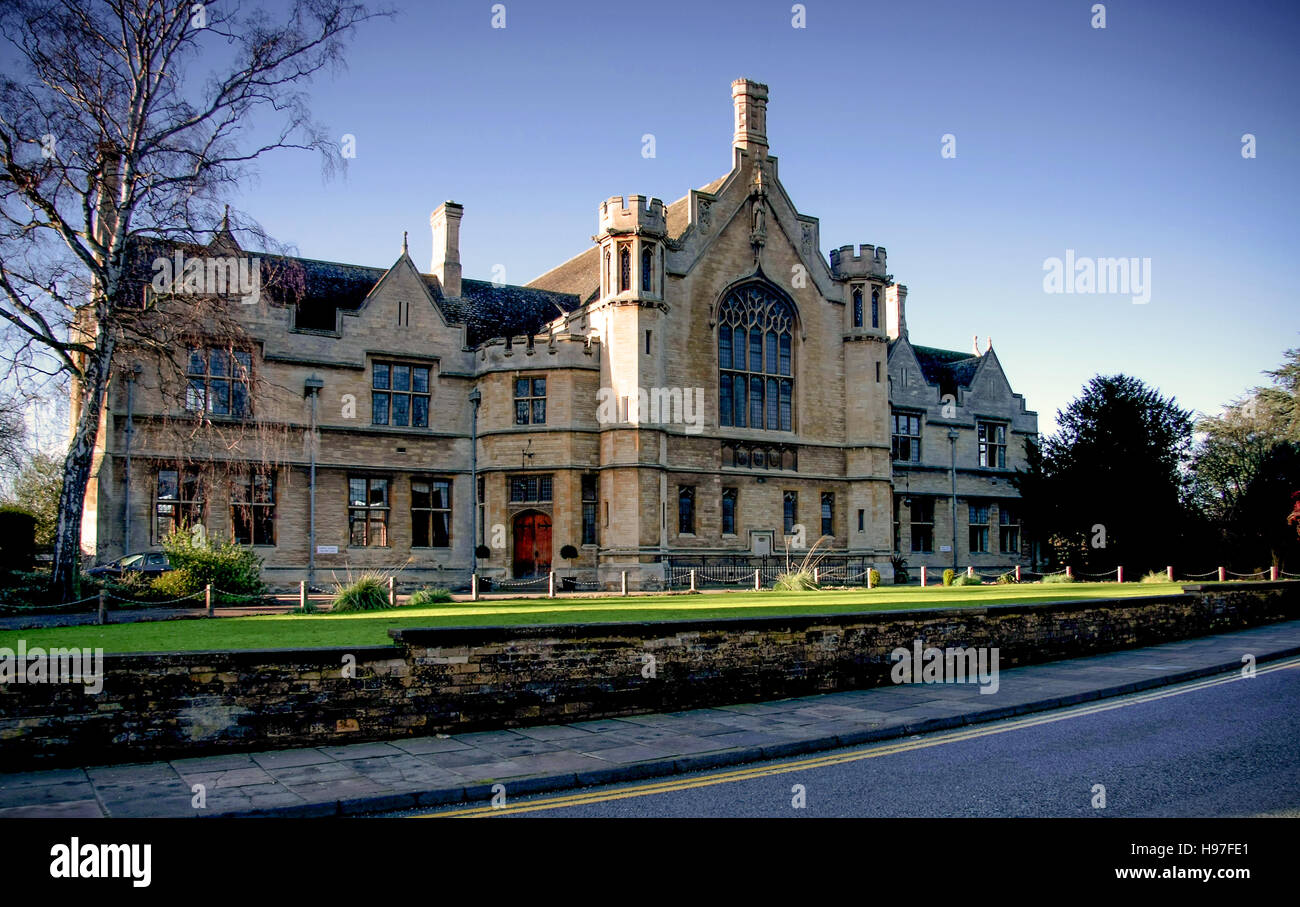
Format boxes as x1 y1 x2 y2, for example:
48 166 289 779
512 512 552 577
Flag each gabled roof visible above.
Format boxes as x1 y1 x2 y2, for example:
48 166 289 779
910 344 983 389
120 237 581 347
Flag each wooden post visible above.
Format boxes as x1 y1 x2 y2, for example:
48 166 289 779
1117 565 1124 583
689 569 696 593
754 568 760 591
1218 566 1226 582
548 571 555 599
1271 566 1279 581
1015 565 1021 582
1065 565 1073 579
299 580 307 611
920 566 927 587
388 575 395 607
967 565 974 578
97 590 106 626
867 567 875 589
205 583 213 618
1167 565 1174 582
813 567 820 585
471 574 479 601
621 571 628 596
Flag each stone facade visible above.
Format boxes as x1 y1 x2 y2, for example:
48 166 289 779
82 79 1036 589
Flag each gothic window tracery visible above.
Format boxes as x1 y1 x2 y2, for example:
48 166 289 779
717 283 794 431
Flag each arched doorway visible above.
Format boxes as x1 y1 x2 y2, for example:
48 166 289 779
512 510 552 578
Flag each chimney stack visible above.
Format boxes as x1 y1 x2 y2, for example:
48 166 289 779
430 201 464 298
93 143 122 249
731 79 769 154
885 284 908 340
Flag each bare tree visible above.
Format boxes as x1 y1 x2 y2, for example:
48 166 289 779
0 0 383 598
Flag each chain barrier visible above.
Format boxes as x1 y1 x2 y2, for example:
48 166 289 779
106 591 205 606
489 576 550 590
211 588 275 603
0 593 104 612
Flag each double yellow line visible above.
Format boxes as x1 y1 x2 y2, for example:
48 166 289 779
413 656 1300 818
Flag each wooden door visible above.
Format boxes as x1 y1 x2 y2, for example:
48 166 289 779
512 511 552 577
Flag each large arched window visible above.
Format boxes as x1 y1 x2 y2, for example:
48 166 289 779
718 282 794 431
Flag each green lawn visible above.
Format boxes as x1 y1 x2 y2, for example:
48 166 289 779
0 582 1185 654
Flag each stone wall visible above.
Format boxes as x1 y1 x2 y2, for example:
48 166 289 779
1 583 1295 770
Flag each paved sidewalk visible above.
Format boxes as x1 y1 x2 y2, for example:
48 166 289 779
3 620 1298 818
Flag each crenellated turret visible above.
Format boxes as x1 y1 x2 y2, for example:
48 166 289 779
829 244 887 280
595 195 666 303
598 195 667 239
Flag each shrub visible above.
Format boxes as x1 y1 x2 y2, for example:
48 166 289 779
890 555 909 584
114 570 177 603
953 573 982 586
1140 570 1168 584
0 570 53 609
0 506 38 574
867 568 881 588
559 544 578 560
158 531 266 602
942 568 955 586
995 571 1017 585
1043 572 1076 584
408 586 453 607
774 569 819 591
331 572 393 612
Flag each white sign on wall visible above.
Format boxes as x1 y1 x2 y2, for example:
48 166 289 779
316 545 338 555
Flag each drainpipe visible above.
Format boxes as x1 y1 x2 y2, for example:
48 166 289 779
304 376 324 588
121 363 141 556
468 387 481 577
948 427 959 574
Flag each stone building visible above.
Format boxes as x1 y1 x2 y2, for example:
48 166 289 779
81 79 1037 590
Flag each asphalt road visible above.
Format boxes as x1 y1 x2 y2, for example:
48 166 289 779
404 660 1300 818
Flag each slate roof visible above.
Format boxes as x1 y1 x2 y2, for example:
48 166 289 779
908 343 984 390
525 246 600 304
121 237 581 347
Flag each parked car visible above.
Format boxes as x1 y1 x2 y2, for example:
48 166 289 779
86 551 172 579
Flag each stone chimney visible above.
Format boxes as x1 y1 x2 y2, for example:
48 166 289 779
885 284 908 340
430 201 463 297
731 79 769 154
93 143 122 249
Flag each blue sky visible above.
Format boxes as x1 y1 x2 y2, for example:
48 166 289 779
226 0 1300 433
